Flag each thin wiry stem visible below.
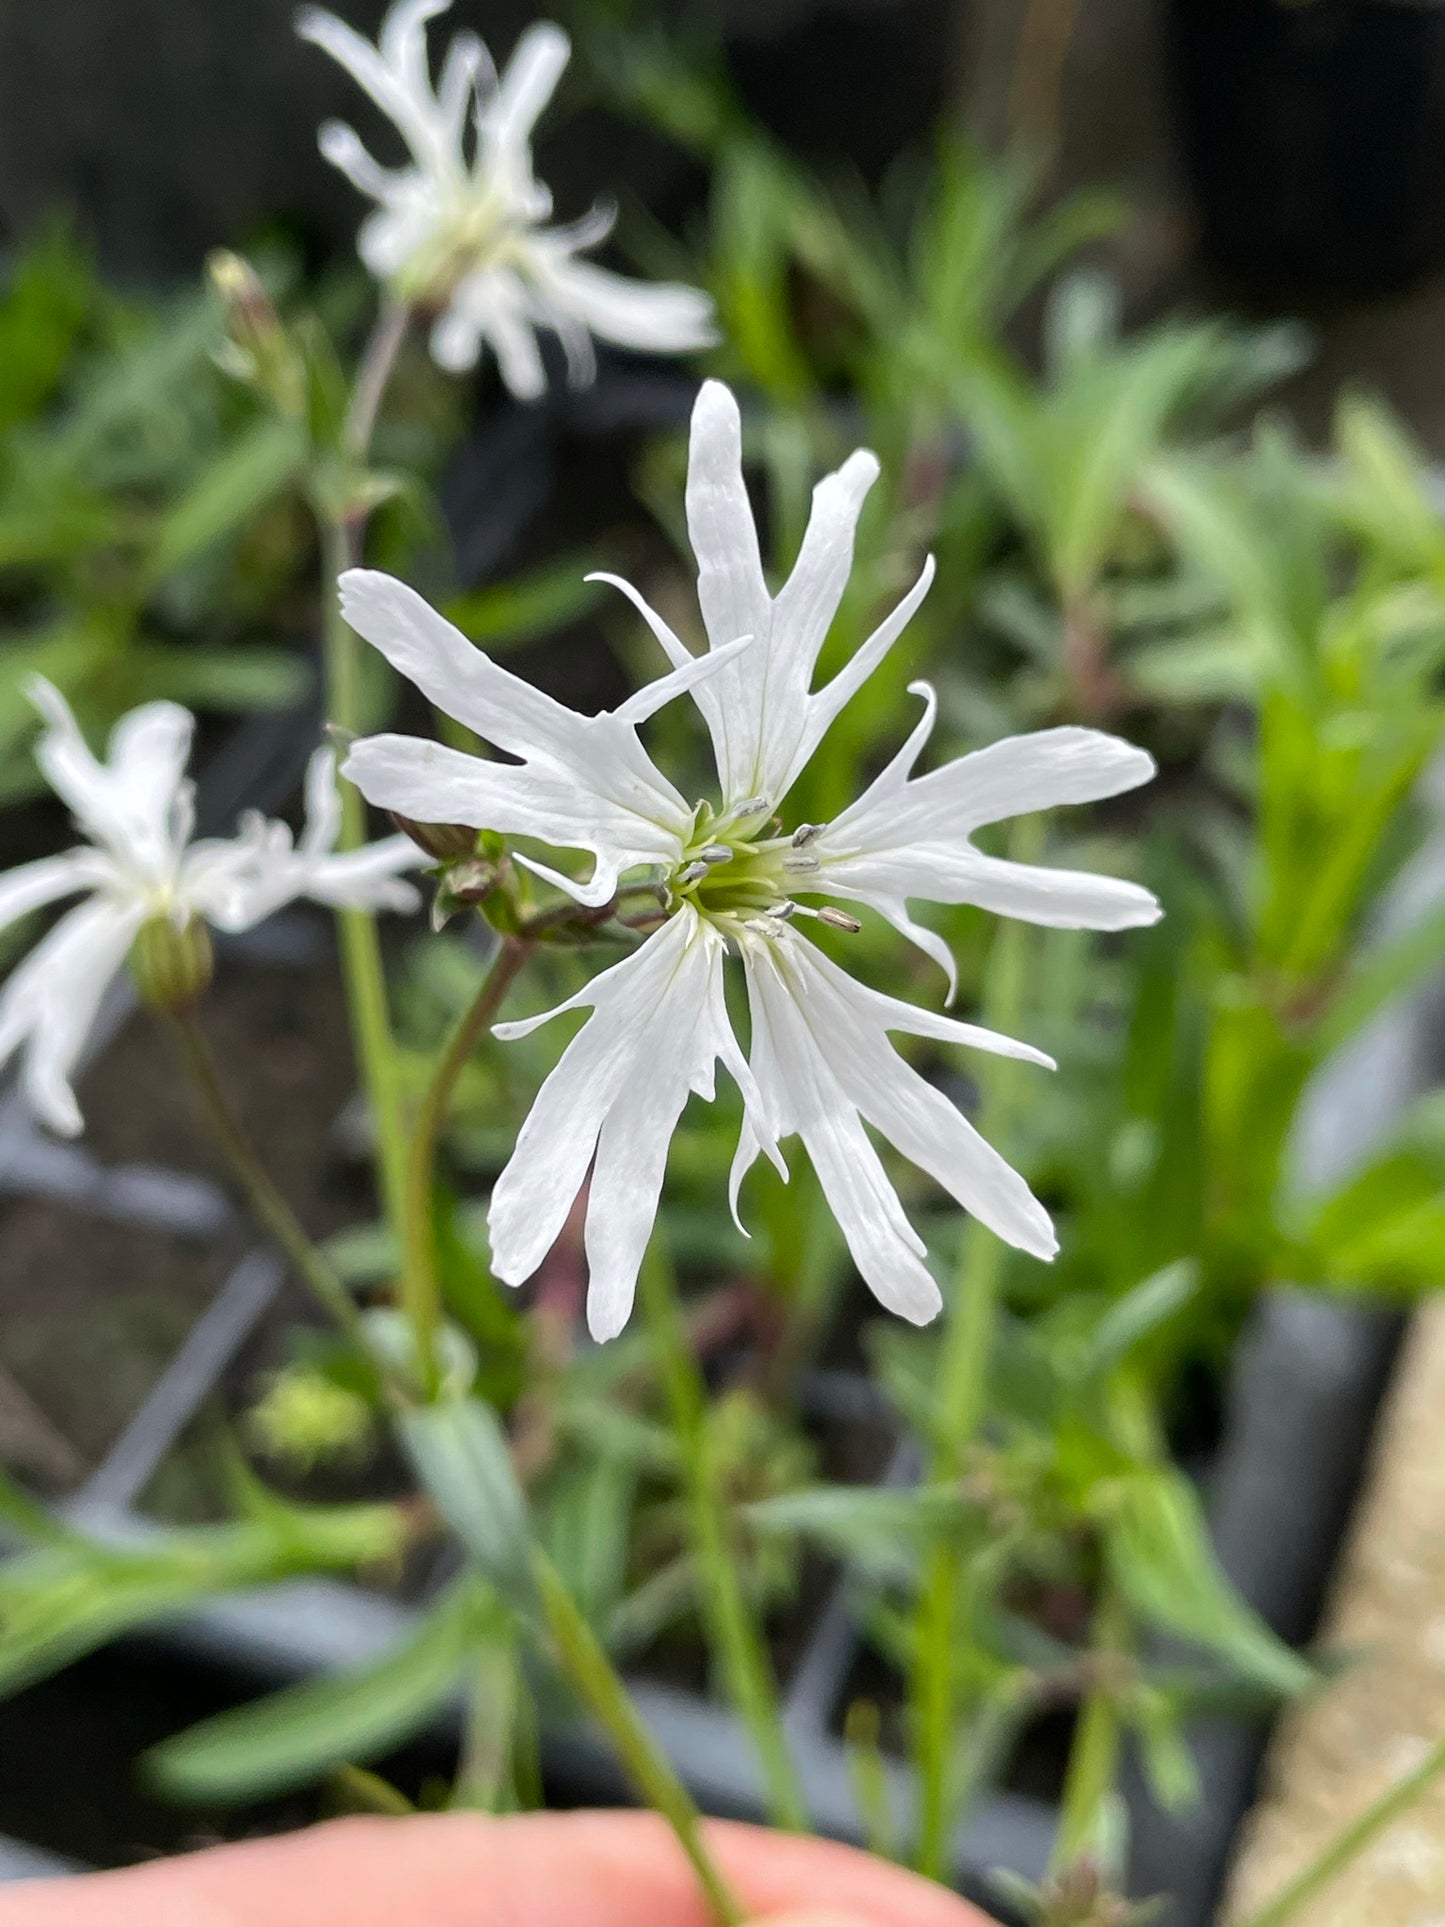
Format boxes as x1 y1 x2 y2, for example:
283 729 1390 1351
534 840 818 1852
910 815 1040 1879
639 1237 808 1833
317 301 414 1239
162 1007 366 1350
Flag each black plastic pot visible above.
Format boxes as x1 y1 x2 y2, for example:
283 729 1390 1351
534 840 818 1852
1168 0 1445 294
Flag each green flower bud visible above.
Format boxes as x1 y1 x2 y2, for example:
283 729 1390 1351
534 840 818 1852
129 913 215 1014
391 813 478 862
248 1365 375 1473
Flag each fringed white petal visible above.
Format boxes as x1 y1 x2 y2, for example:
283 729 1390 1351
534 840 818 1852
488 906 769 1338
731 924 1056 1321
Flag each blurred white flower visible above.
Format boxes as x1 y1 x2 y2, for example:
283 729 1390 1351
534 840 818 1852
340 379 1161 1338
298 0 716 394
0 682 421 1137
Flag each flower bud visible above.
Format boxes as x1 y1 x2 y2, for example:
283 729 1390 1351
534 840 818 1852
129 913 215 1013
430 856 502 931
207 249 305 418
391 813 477 862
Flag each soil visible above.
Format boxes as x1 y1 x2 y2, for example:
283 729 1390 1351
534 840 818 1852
0 929 359 1488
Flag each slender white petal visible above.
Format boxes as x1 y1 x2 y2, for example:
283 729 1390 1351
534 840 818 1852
533 255 718 356
489 906 769 1338
0 851 105 933
811 688 1162 990
215 748 423 926
731 925 1056 1321
679 382 923 812
0 898 145 1138
339 570 754 901
482 21 569 158
28 679 194 874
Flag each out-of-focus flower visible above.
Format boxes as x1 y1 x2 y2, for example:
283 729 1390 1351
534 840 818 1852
298 0 716 395
0 682 421 1137
340 380 1161 1339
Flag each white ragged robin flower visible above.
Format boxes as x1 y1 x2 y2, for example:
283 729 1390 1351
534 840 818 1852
298 0 716 395
340 379 1162 1339
0 681 422 1138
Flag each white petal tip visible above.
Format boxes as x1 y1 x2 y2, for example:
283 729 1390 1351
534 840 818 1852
586 1295 632 1343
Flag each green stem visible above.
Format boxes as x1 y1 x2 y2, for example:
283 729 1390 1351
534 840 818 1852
639 1238 807 1832
403 935 532 1393
1052 1590 1126 1872
1232 1729 1445 1927
322 516 411 1241
316 301 414 1241
533 1548 746 1926
910 816 1040 1879
163 1008 366 1350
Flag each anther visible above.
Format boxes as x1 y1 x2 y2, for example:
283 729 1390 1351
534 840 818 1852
783 853 821 874
677 860 709 886
791 823 824 847
733 795 769 817
774 899 800 921
698 843 733 864
818 906 862 932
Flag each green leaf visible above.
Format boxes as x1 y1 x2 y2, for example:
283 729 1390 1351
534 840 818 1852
1104 1470 1310 1698
398 1398 532 1609
0 1501 407 1699
1319 900 1445 1057
127 643 311 713
1082 1262 1199 1378
144 1577 493 1804
746 1483 969 1583
143 416 305 584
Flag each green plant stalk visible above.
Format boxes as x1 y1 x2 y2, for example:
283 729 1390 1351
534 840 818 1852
1051 1590 1126 1872
1233 1728 1445 1927
162 1007 366 1351
533 1548 746 1926
316 300 414 1241
403 935 531 1393
321 515 411 1242
911 817 1039 1879
639 1239 808 1832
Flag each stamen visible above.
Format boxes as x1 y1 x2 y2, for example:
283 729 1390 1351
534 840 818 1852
677 860 709 886
732 795 770 818
698 843 733 864
818 906 862 932
774 899 799 921
791 823 824 847
783 853 821 874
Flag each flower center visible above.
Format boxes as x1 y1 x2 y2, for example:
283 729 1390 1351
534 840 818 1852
664 804 859 936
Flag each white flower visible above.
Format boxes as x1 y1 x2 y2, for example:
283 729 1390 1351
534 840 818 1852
298 0 716 395
0 682 421 1138
340 379 1162 1338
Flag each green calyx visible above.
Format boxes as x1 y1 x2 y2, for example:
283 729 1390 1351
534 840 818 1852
129 912 215 1014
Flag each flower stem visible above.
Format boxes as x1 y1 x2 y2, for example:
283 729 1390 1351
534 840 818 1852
316 301 414 1241
162 1008 366 1350
533 1547 746 1926
910 816 1040 1880
1051 1589 1126 1872
345 295 411 462
403 935 532 1394
1232 1729 1445 1927
638 1237 808 1832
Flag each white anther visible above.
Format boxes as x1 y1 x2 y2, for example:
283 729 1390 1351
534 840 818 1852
677 861 709 886
791 822 824 847
783 853 821 874
733 796 770 817
699 843 733 864
818 906 862 932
